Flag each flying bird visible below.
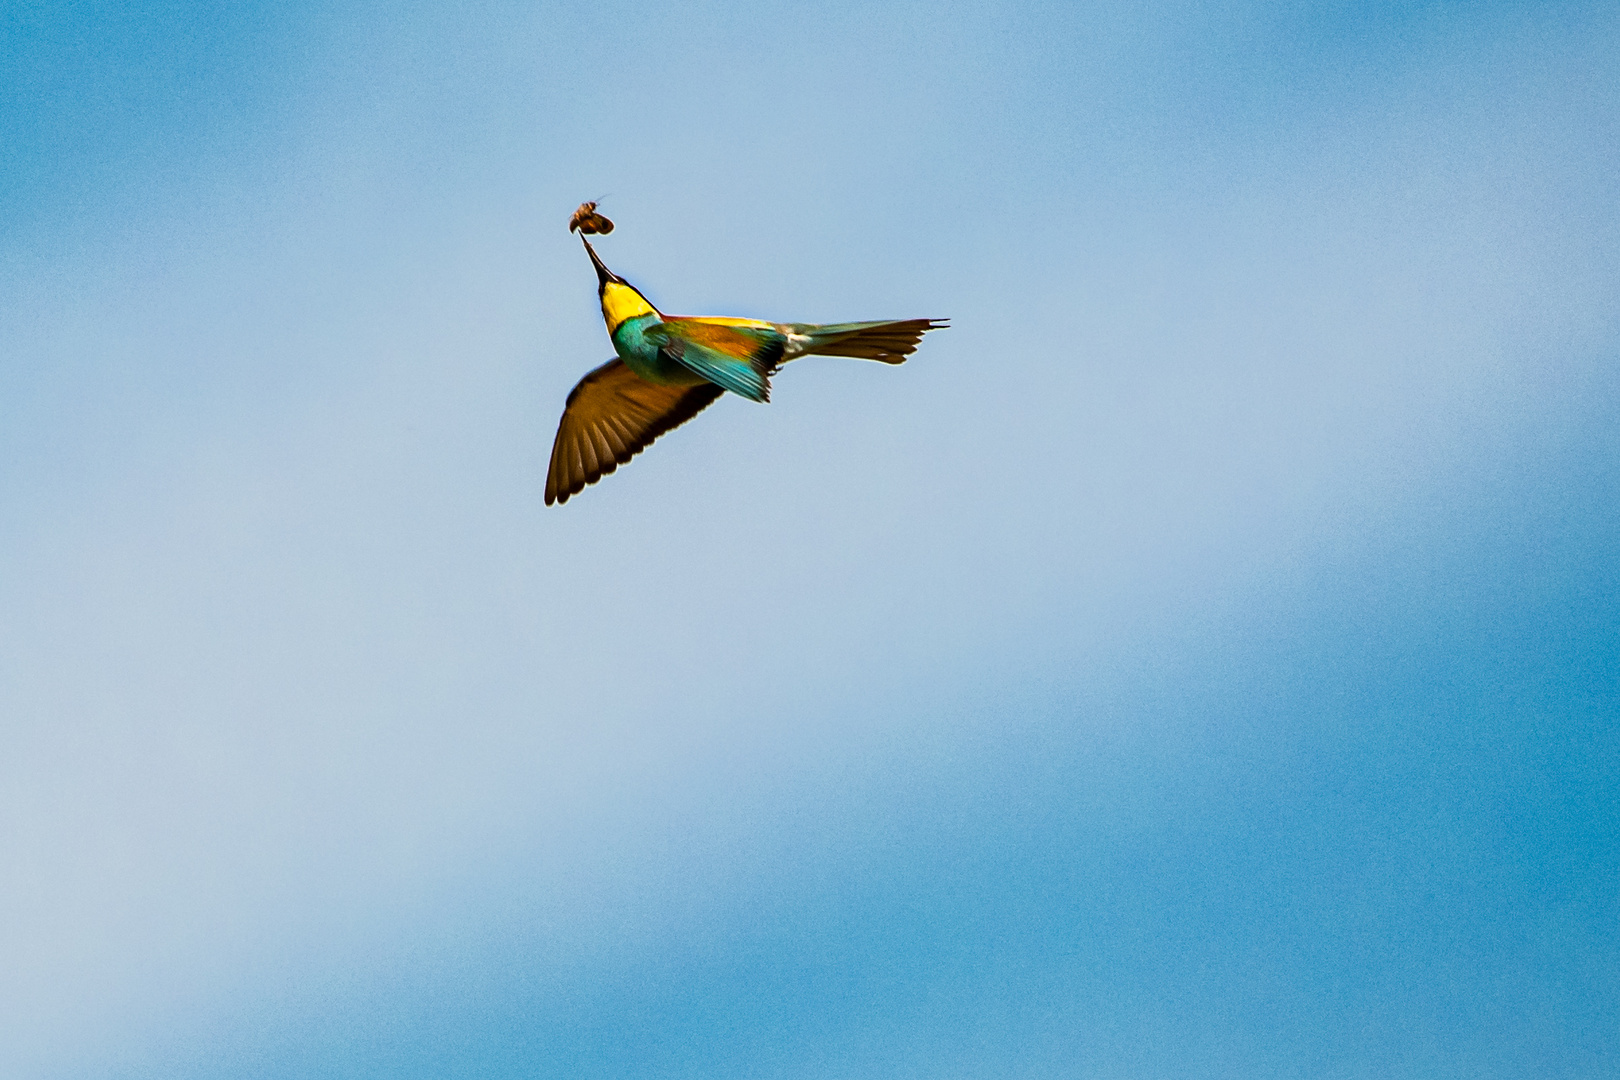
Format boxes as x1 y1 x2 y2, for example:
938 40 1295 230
545 236 946 505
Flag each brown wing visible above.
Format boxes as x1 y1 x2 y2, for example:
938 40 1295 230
545 359 724 505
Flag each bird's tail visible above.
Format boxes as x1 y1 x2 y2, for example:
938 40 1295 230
787 318 948 364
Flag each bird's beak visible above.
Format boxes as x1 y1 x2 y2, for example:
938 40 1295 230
582 237 622 288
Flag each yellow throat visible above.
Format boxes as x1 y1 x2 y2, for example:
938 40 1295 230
601 281 658 333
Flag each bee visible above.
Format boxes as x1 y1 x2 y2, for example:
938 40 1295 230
568 201 614 235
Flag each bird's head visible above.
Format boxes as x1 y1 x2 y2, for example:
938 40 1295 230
583 236 659 331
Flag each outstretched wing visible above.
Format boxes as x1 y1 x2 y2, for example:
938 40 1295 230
546 359 724 506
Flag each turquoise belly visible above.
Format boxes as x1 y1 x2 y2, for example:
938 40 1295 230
612 315 706 386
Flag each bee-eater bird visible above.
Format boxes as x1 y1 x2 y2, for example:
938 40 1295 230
545 237 947 505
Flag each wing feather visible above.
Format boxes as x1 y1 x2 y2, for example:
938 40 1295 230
545 359 725 505
644 317 786 402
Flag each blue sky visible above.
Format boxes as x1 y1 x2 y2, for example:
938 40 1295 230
2 2 1616 1077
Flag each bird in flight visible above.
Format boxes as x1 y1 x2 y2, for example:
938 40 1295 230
545 234 946 505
